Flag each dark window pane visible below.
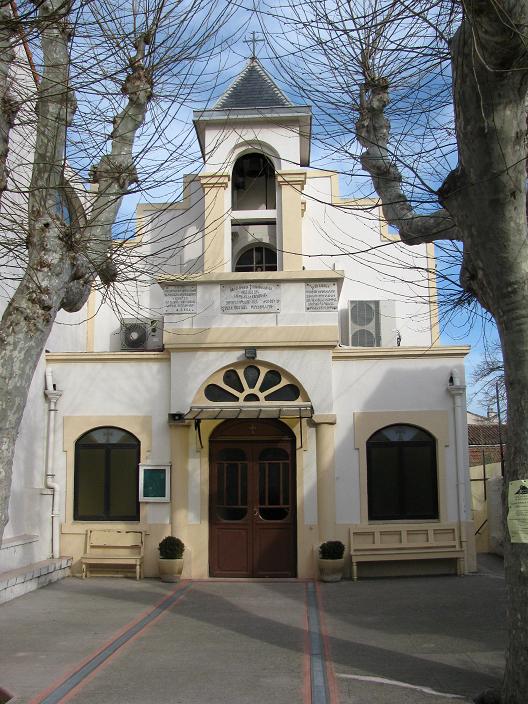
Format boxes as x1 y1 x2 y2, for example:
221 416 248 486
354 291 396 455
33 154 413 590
225 463 239 505
368 446 400 519
108 448 138 518
241 465 247 506
223 369 244 392
259 447 288 461
232 153 276 210
217 464 225 505
265 384 300 401
259 464 266 505
235 246 277 272
282 463 290 504
75 427 139 522
259 507 288 520
264 248 277 267
217 507 247 521
218 448 246 462
402 446 438 518
204 384 238 402
244 365 260 388
269 463 281 504
259 370 282 392
244 393 259 401
76 448 105 518
236 249 254 267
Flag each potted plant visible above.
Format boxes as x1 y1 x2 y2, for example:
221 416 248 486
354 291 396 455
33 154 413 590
158 536 185 582
318 540 345 582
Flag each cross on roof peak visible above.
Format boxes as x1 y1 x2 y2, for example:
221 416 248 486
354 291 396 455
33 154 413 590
244 32 264 60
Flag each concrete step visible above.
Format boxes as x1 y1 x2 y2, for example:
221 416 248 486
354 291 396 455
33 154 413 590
0 557 72 604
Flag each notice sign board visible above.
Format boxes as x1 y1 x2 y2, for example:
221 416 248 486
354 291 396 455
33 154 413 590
139 464 170 502
305 282 338 311
507 479 528 543
164 285 197 315
221 283 281 314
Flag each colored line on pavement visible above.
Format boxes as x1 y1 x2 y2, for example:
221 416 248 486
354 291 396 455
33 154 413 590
30 582 192 704
306 581 330 704
335 674 467 700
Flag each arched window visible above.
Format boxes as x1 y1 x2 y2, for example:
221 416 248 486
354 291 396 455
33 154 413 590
234 244 277 272
232 152 276 210
367 424 438 521
74 427 140 521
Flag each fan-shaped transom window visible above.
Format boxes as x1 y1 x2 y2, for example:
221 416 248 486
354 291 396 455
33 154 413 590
204 365 301 403
235 245 277 272
367 424 438 521
74 426 140 521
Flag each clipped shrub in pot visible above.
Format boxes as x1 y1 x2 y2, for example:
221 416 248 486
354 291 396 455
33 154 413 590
318 540 345 582
158 536 185 582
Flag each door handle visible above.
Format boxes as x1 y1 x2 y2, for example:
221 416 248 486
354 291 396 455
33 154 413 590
253 508 259 517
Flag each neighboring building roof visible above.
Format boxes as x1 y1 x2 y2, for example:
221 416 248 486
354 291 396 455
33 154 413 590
214 58 294 110
467 423 506 468
467 424 506 447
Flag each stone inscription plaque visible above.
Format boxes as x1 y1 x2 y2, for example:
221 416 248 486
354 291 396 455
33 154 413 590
305 282 338 311
164 285 197 314
221 283 281 314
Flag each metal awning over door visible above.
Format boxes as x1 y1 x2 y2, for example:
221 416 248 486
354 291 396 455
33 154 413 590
184 403 313 420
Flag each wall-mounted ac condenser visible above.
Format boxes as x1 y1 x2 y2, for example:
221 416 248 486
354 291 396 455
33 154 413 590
120 319 164 351
348 300 396 347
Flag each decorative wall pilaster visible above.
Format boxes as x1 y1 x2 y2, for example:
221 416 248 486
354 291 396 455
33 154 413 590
313 413 337 542
199 173 230 273
277 170 307 271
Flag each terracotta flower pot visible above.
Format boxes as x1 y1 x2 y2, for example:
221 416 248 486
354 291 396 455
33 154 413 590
158 557 184 582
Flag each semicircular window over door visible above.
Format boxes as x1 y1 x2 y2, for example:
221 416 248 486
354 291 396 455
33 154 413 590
204 364 302 403
74 427 140 521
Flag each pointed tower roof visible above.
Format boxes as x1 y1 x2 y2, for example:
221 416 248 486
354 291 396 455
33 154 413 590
214 58 293 110
193 59 312 166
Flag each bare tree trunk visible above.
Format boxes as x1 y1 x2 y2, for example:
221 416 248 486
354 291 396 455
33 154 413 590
0 2 18 198
0 1 152 543
354 2 528 700
446 12 528 699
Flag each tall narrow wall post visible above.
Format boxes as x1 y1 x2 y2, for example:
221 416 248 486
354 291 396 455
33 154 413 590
169 421 190 541
277 170 306 271
199 173 230 273
313 414 337 543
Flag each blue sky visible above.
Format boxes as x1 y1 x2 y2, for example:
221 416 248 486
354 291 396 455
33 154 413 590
107 16 499 414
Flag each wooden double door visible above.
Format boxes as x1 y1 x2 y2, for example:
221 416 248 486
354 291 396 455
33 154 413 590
209 420 297 578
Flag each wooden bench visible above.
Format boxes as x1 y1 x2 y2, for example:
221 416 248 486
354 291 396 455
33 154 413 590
81 529 145 580
349 524 465 581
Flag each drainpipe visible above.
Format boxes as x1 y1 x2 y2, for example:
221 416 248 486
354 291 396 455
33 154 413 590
44 369 62 559
447 369 468 566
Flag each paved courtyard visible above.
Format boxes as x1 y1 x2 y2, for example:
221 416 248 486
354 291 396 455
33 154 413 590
0 555 505 704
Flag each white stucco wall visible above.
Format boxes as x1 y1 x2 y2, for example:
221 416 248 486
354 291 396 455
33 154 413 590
332 356 469 525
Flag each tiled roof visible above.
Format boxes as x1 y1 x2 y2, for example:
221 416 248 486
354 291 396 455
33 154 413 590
214 59 293 110
467 424 506 447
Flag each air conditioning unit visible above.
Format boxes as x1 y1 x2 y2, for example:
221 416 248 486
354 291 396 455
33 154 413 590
120 319 163 351
348 301 380 347
348 300 398 347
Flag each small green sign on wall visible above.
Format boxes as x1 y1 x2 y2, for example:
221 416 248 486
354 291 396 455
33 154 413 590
139 464 171 502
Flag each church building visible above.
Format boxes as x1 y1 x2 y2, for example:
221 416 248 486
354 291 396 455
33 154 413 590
1 58 475 594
